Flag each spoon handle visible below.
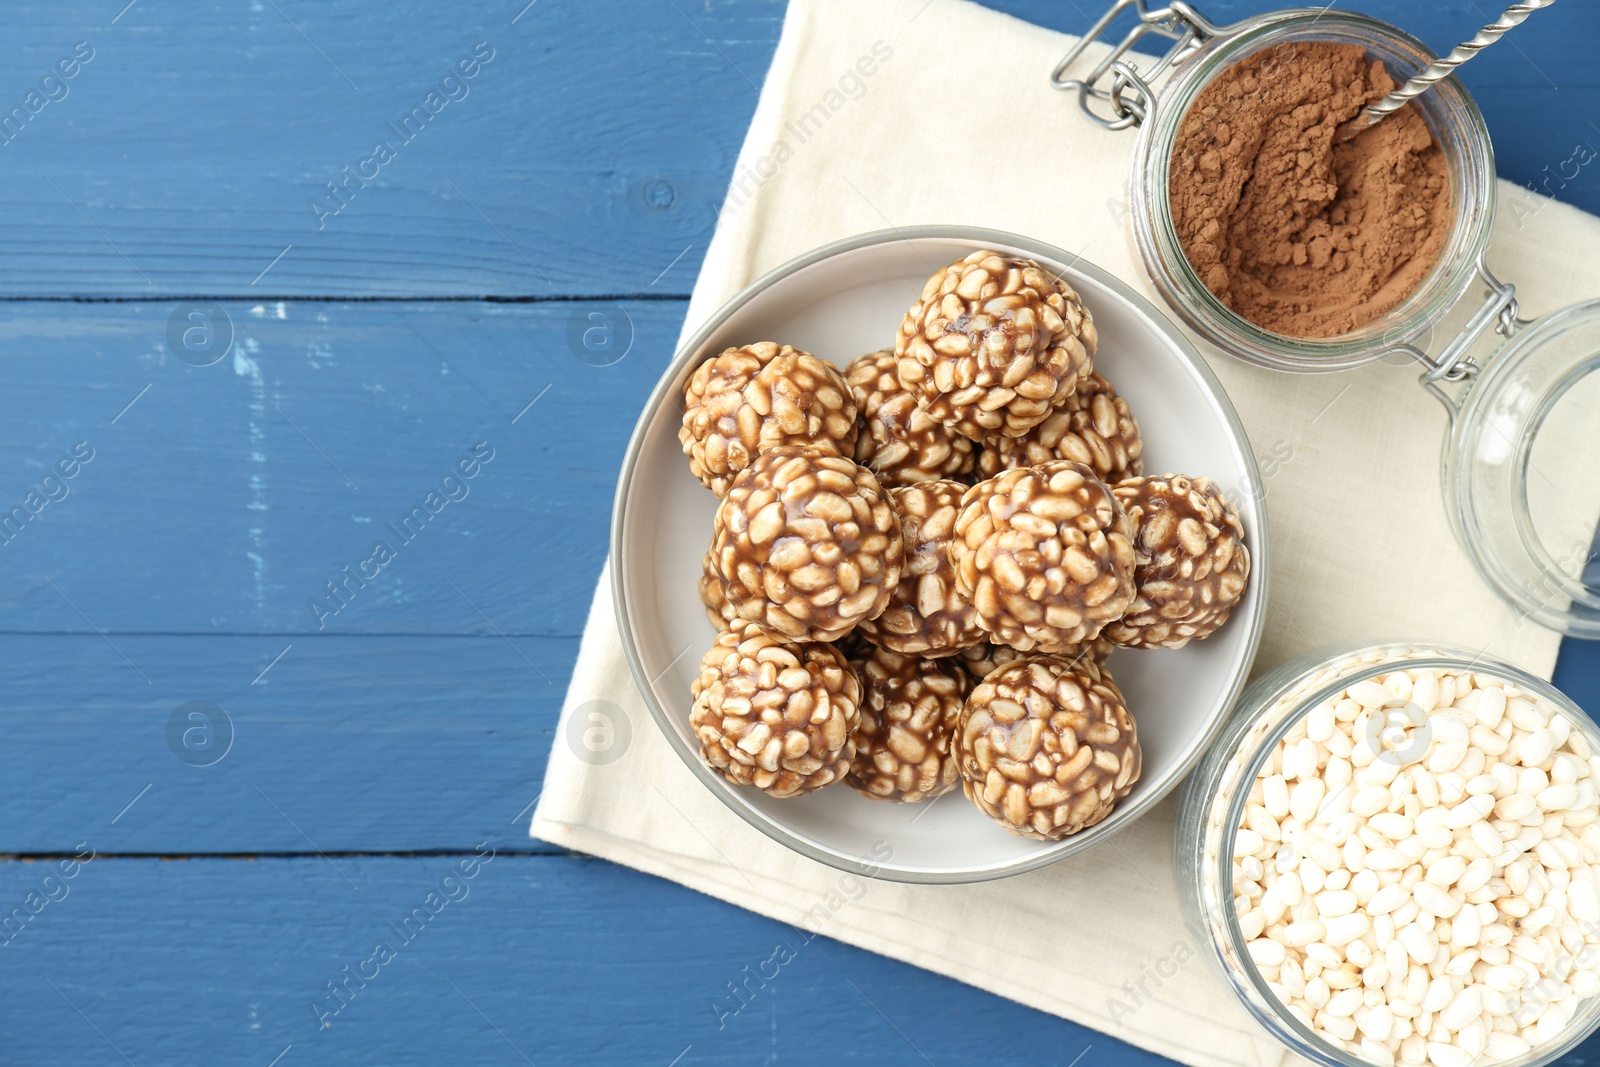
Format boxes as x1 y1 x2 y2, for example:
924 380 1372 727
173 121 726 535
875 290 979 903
1340 0 1556 139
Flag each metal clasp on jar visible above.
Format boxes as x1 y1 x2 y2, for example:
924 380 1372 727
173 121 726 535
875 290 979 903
1049 0 1226 129
1383 253 1527 421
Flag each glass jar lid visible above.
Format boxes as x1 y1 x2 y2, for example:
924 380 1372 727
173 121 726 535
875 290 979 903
1448 300 1600 637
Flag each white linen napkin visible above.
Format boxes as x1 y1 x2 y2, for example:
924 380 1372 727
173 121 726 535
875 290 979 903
534 2 1600 1064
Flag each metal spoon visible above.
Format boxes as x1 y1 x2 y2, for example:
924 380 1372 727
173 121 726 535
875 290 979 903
1335 0 1556 142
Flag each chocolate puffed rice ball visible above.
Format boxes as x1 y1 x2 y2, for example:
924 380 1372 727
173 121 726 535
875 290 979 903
710 447 904 643
845 349 975 487
976 370 1143 483
956 656 1140 840
698 548 733 630
951 461 1136 652
855 480 985 658
846 646 968 803
679 342 858 496
690 621 861 798
1102 474 1249 649
957 637 1113 683
895 250 1096 441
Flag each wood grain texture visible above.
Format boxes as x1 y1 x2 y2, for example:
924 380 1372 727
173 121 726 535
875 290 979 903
0 1 767 297
0 634 573 854
0 0 1589 298
0 854 1171 1067
0 300 674 635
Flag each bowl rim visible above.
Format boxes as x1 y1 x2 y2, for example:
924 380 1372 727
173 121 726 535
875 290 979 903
609 224 1271 883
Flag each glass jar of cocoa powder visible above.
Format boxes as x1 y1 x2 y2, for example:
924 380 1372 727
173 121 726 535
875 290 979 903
1124 11 1495 374
1176 641 1600 1067
1054 6 1600 640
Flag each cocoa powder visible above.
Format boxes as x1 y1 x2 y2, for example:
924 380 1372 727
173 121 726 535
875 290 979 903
1169 42 1451 339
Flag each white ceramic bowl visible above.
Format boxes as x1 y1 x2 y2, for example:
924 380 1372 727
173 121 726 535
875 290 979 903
612 227 1268 883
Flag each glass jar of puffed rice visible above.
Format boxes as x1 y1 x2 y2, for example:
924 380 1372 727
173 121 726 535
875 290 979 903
1176 642 1600 1067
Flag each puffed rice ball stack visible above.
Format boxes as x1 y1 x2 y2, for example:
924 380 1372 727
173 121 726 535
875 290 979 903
680 342 858 496
672 253 1252 826
1231 663 1600 1065
895 250 1097 441
956 655 1140 840
846 646 969 803
709 447 903 643
690 621 862 798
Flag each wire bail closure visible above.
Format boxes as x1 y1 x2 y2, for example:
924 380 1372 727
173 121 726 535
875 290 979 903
1049 0 1222 129
1382 256 1521 422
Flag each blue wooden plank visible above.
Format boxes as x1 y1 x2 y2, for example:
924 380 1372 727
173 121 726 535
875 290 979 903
0 0 773 297
4 852 1598 1067
0 853 1175 1067
0 1 1591 298
0 299 673 635
0 634 571 854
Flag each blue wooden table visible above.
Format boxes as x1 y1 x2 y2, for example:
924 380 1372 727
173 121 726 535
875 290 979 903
3 2 1599 1064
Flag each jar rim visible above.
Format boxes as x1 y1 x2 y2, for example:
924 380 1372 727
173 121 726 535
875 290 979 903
1130 9 1498 372
1202 643 1600 1067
